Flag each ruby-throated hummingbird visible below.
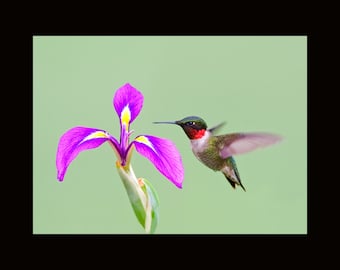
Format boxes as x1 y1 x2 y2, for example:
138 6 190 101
154 116 282 191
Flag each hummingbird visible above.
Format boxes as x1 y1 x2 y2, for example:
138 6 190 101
153 116 282 191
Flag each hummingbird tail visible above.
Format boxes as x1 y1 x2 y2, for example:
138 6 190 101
222 157 246 191
222 168 246 192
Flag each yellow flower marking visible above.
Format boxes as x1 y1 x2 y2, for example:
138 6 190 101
81 131 108 143
121 105 131 131
135 136 156 153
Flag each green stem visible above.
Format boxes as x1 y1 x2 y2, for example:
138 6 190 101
116 161 152 233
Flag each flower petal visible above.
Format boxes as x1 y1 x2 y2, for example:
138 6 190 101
113 83 144 125
133 135 184 188
56 126 119 181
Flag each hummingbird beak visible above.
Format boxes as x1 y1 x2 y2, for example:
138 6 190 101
153 121 179 125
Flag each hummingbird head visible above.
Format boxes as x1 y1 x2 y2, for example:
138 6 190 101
154 116 207 140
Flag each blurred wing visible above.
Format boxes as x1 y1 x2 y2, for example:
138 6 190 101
218 132 282 159
208 122 226 135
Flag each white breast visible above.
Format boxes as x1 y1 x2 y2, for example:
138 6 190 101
190 131 211 154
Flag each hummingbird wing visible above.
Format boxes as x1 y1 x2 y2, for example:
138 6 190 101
217 132 282 159
208 122 226 135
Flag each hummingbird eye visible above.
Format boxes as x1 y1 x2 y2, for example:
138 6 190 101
187 121 195 126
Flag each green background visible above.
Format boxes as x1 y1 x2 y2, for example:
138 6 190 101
33 36 307 234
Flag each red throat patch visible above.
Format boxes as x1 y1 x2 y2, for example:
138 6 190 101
192 129 206 139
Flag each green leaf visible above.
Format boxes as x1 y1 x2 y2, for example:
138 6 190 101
140 178 160 234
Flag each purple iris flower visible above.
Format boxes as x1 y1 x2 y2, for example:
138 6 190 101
56 83 184 188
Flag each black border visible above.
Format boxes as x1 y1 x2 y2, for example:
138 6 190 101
30 33 312 244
